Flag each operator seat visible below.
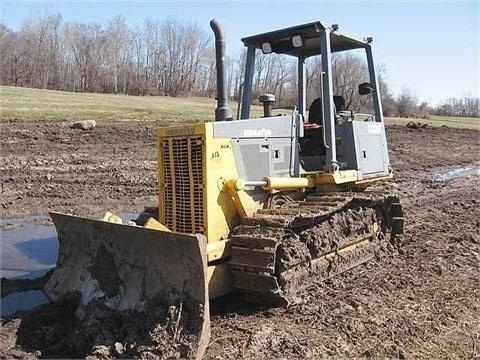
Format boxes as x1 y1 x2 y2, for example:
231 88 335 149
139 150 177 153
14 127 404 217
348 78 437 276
307 97 323 127
300 98 325 157
300 95 346 159
334 95 346 112
306 95 346 126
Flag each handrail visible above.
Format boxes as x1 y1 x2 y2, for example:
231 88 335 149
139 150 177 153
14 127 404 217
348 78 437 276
320 71 330 149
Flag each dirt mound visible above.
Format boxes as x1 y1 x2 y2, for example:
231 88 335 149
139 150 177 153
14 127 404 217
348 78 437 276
1 294 199 359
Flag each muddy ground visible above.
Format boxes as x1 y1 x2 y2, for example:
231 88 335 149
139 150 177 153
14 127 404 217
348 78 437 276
1 118 479 359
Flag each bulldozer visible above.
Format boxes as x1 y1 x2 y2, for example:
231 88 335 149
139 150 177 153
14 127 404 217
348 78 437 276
3 19 403 359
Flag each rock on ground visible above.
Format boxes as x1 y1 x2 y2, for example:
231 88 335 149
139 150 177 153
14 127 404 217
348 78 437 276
70 120 96 130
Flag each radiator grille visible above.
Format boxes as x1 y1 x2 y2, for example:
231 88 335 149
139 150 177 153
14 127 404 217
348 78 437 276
159 136 205 234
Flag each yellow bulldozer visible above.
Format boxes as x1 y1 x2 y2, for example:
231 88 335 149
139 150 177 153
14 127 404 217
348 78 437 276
6 19 404 359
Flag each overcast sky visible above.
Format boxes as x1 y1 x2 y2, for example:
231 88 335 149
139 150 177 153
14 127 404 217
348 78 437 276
1 0 478 105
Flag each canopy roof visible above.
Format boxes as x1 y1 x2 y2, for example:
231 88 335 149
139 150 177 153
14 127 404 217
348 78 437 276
241 21 369 57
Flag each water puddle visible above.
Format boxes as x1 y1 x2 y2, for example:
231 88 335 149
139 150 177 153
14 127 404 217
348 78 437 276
2 290 49 316
1 215 57 280
1 211 138 317
431 165 480 182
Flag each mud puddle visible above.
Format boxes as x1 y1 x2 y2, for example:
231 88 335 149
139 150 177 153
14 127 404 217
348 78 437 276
1 212 138 318
431 164 480 182
2 291 49 317
1 215 57 280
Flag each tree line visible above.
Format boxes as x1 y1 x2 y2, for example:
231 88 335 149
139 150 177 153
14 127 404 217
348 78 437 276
1 14 478 118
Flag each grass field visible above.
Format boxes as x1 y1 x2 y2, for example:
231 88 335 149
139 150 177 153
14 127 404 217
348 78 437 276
1 86 478 129
386 115 479 130
0 86 260 123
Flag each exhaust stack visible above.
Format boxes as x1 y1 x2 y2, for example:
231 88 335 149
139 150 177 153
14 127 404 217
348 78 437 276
210 19 233 121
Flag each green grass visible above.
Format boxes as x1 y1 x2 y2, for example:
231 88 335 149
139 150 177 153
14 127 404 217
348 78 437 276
1 86 478 129
0 85 263 123
385 115 479 130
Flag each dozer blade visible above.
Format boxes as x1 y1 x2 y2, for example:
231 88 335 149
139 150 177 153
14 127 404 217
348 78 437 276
44 212 210 360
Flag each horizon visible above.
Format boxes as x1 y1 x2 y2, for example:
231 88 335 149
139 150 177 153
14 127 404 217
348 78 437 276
1 1 478 106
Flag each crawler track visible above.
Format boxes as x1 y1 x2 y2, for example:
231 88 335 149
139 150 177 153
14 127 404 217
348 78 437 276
229 192 404 305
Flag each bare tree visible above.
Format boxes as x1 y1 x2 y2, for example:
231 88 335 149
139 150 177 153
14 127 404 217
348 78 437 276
64 22 106 92
230 50 246 100
2 14 63 89
105 15 130 93
435 96 479 117
397 88 418 117
0 25 20 86
250 52 294 106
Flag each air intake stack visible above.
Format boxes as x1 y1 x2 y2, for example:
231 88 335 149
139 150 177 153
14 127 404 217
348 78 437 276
210 19 233 121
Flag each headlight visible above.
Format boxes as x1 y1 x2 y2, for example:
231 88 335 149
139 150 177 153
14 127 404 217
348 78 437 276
261 42 272 54
292 35 303 48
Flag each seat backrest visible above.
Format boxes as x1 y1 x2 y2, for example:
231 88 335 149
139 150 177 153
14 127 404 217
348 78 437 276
307 98 323 125
333 95 346 111
307 95 347 126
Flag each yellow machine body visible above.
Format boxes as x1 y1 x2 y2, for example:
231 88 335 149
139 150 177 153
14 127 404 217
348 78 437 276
157 122 392 245
157 123 260 298
157 122 262 244
155 122 393 299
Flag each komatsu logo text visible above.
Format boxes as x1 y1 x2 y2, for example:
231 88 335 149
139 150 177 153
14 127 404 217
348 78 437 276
243 128 272 137
165 127 195 136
